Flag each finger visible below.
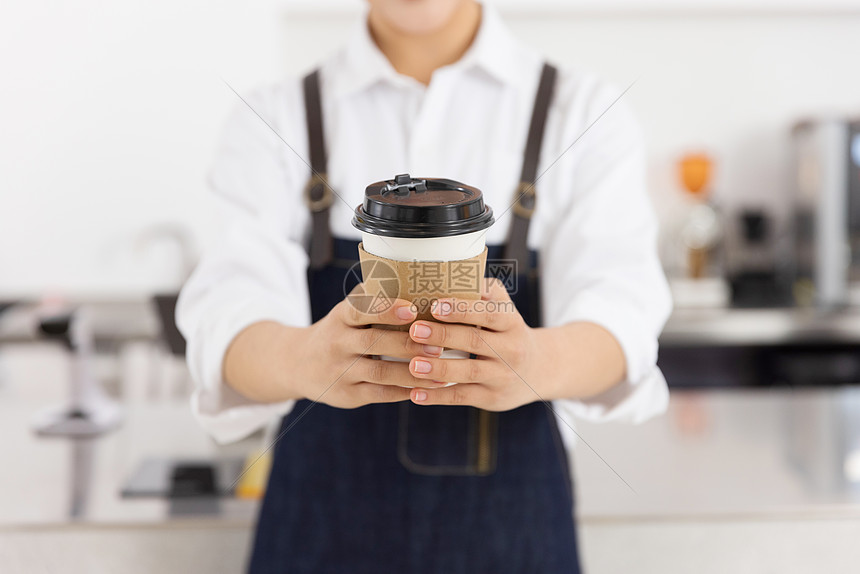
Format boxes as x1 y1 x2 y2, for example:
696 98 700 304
351 327 443 359
340 288 416 327
356 357 447 388
481 277 511 301
429 297 518 331
409 384 488 407
408 321 492 356
408 356 502 384
356 383 412 404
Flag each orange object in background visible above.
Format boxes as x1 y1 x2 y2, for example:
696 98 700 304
235 448 273 499
677 151 721 279
679 152 713 198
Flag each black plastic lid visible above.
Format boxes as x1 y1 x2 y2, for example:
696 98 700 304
352 174 494 238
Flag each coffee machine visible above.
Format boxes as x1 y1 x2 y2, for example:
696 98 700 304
791 117 860 308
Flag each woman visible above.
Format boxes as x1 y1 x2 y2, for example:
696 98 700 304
177 0 672 572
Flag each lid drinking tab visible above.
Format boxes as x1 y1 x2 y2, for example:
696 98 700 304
352 174 494 238
382 174 427 196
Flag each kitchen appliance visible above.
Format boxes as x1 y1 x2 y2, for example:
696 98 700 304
33 308 122 436
728 210 794 308
791 118 860 307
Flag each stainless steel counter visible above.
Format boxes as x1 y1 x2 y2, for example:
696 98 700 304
4 344 860 525
570 387 860 572
0 344 257 528
5 346 860 526
572 387 860 520
4 343 860 572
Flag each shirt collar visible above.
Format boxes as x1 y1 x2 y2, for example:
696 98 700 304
456 3 521 86
329 1 521 100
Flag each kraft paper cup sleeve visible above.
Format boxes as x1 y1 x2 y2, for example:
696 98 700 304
356 243 488 323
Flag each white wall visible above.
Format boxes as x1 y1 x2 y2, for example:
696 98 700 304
0 0 287 298
2 0 860 298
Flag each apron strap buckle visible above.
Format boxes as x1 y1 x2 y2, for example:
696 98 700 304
511 182 537 219
304 173 334 212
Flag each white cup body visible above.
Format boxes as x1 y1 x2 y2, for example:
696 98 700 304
361 230 487 262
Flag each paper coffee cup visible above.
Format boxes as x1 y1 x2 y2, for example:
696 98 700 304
352 174 494 366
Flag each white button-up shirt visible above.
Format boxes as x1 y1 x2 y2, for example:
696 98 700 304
177 4 672 445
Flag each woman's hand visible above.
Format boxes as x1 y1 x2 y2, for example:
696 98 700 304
404 279 544 411
294 293 447 408
223 288 446 408
404 278 629 410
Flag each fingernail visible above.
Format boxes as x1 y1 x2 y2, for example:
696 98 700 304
411 323 432 339
414 390 428 402
396 305 415 320
432 299 452 316
422 345 443 356
412 359 432 374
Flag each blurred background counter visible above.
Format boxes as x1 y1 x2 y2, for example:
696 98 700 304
3 303 860 572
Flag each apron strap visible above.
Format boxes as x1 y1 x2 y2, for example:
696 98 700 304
302 69 334 269
302 63 558 271
504 62 558 270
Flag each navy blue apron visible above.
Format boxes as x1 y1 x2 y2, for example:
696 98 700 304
248 64 581 574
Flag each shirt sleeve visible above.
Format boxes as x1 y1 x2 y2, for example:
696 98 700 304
541 79 673 426
177 85 311 444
